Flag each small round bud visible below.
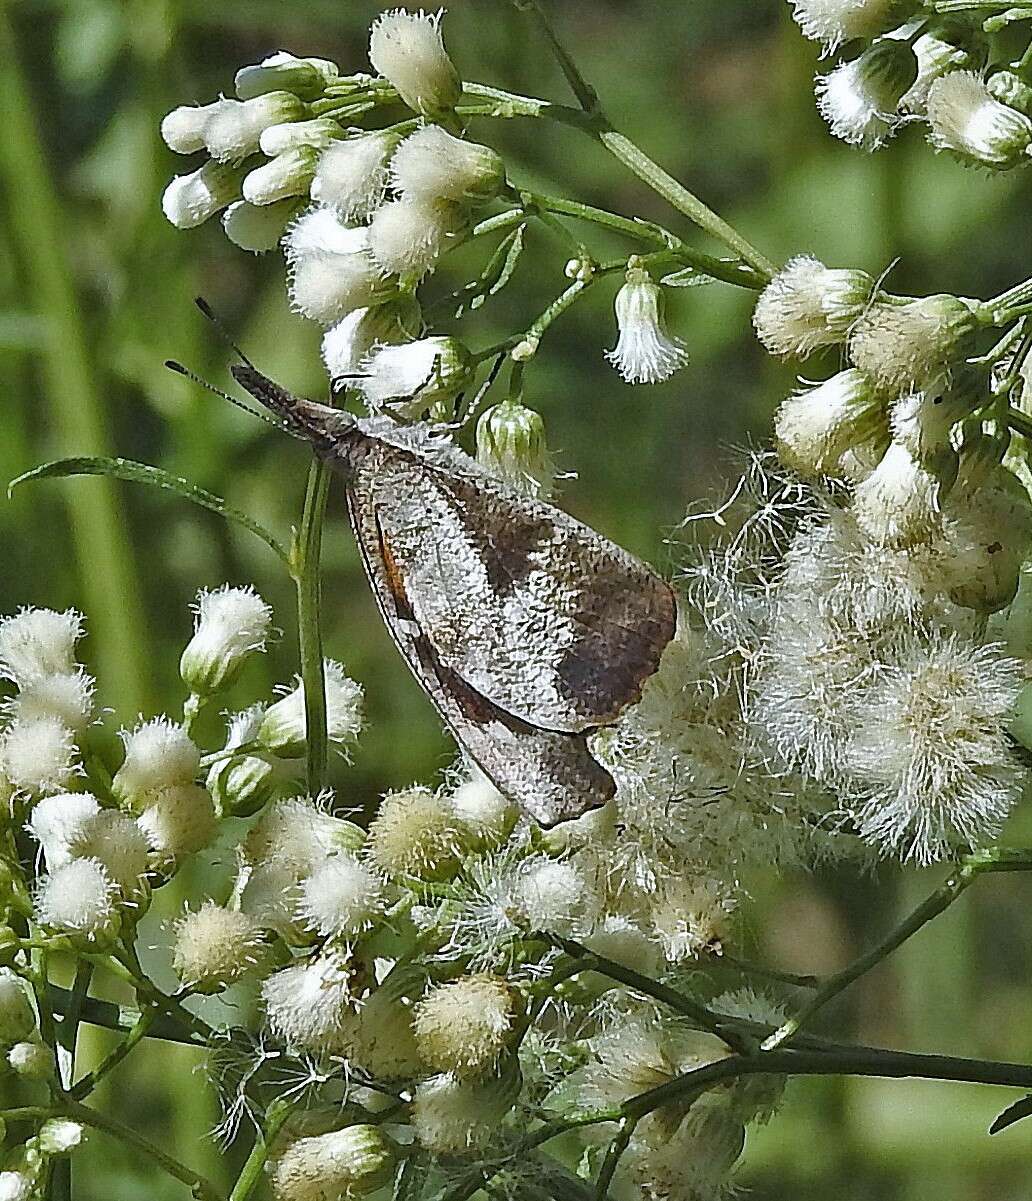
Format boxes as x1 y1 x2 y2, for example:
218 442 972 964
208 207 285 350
262 953 357 1053
1 716 79 795
790 0 918 49
476 400 554 499
172 902 266 993
272 1125 395 1201
510 335 539 362
367 195 466 279
25 792 100 871
754 255 873 359
35 858 119 942
412 1070 519 1154
774 369 886 478
606 267 688 385
358 336 473 415
8 1040 52 1080
242 146 319 206
223 199 303 253
0 968 37 1047
0 607 83 684
448 767 518 847
203 93 305 163
112 717 200 806
207 706 276 818
816 40 917 150
180 584 273 696
926 71 1032 168
311 131 402 221
297 853 385 939
390 125 505 203
161 101 220 153
368 8 462 117
257 660 364 757
137 784 217 859
161 161 244 230
235 52 339 102
37 1118 85 1157
413 974 517 1078
848 294 978 394
367 786 462 880
321 298 422 383
12 669 94 731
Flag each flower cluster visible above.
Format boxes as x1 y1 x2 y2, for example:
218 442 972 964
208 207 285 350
790 2 1032 168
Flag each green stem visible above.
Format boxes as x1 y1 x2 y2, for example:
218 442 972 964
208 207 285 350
708 952 820 990
70 1008 155 1099
46 984 197 1045
294 457 331 796
228 1101 293 1201
94 950 212 1045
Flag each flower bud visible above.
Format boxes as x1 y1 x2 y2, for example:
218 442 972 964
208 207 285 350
172 901 266 993
753 255 873 359
112 717 200 806
476 400 554 499
987 71 1032 116
257 660 364 757
207 706 276 818
37 1119 85 1157
853 441 954 547
606 267 688 385
8 1039 53 1080
0 968 37 1047
390 125 505 203
321 298 422 383
901 24 987 115
137 784 217 859
0 607 83 684
367 786 463 880
65 809 152 898
790 0 918 49
235 52 339 102
12 669 94 731
180 584 273 696
368 8 462 117
817 40 917 150
0 1172 33 1201
367 195 466 279
413 974 518 1078
162 161 244 230
848 294 979 393
448 766 518 847
222 198 303 253
262 952 357 1053
514 857 601 935
242 146 319 205
204 93 305 162
412 1069 520 1154
35 858 119 942
160 101 221 154
272 1125 395 1201
358 336 473 415
927 71 1032 168
774 369 886 478
284 215 395 326
311 131 402 221
1 716 79 795
260 117 344 158
296 853 385 939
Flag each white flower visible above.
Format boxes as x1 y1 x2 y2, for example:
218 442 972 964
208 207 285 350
926 70 1032 168
137 784 217 859
10 668 94 731
65 809 152 897
816 40 917 150
0 968 37 1047
296 853 385 938
262 953 358 1053
411 1072 517 1153
162 160 243 229
0 607 83 684
754 254 873 358
900 29 981 116
413 974 516 1077
180 584 273 695
201 92 304 162
476 400 555 499
35 858 119 940
242 146 319 206
259 117 343 157
848 294 978 393
367 785 462 879
271 1126 395 1201
222 198 301 253
605 267 688 384
8 1040 53 1080
242 792 365 875
321 298 422 382
447 765 518 846
37 1118 86 1156
172 902 266 992
368 8 462 117
853 441 952 549
234 51 339 101
0 1173 34 1201
773 368 885 478
160 101 221 153
1 716 79 795
112 716 200 805
257 659 364 756
790 0 915 49
649 878 736 962
514 856 601 934
284 214 393 325
358 336 473 413
26 792 100 870
389 125 505 203
367 195 465 278
310 131 400 221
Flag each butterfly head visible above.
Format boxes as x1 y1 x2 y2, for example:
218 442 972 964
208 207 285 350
230 364 355 450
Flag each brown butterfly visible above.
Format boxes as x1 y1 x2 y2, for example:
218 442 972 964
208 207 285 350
232 364 676 827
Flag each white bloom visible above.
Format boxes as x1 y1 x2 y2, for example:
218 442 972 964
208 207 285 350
390 125 505 203
259 117 343 157
161 160 243 229
65 809 152 897
160 101 221 153
0 968 37 1046
754 254 873 358
262 953 358 1053
11 669 94 730
172 902 266 992
476 400 555 499
271 1126 395 1201
242 146 319 206
234 51 339 101
37 1118 86 1156
112 716 200 805
448 765 518 845
222 198 302 253
848 294 978 393
242 792 365 875
773 368 885 477
8 1039 53 1080
649 878 736 962
854 442 949 548
790 0 915 49
0 607 83 683
901 28 982 116
35 858 119 940
284 206 371 259
310 131 400 221
606 267 688 384
358 336 473 412
368 8 462 117
180 584 273 695
926 70 1032 168
413 974 516 1077
26 792 100 870
367 785 462 879
0 1173 33 1201
628 1097 745 1197
201 92 304 162
257 659 364 756
582 915 663 979
367 195 465 278
1 716 79 795
137 783 217 859
284 214 393 325
816 41 917 149
411 1072 517 1153
321 298 422 382
514 856 601 934
296 853 385 938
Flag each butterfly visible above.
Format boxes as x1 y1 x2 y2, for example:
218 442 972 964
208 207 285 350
232 363 677 827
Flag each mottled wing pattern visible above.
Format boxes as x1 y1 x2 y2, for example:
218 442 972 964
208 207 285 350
344 481 616 826
353 433 677 735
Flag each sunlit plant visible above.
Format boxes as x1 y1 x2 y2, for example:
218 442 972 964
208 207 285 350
6 3 1032 1199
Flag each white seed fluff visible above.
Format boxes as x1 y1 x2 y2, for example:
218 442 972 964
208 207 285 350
172 902 266 992
296 853 385 938
0 607 83 683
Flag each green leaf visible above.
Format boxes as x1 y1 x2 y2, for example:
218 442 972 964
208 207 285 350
9 456 290 565
990 1093 1032 1135
660 267 718 288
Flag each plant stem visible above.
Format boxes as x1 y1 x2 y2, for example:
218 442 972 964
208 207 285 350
294 457 331 796
46 984 197 1045
228 1101 293 1201
70 1008 155 1099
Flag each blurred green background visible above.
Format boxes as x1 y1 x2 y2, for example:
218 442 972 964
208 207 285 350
3 0 1032 1197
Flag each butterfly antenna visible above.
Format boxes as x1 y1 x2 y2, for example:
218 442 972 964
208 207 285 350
164 359 294 435
194 296 255 368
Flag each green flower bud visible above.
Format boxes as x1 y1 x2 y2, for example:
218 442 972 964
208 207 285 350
8 1039 53 1080
0 968 37 1047
476 400 554 498
235 52 339 102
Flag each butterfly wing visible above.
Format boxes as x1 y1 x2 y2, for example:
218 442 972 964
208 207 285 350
354 438 676 735
344 480 616 826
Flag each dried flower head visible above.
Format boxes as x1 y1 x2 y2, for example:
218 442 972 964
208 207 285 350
367 786 462 879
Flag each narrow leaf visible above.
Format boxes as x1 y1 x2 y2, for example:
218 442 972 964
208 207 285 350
990 1094 1032 1135
661 266 718 288
9 456 290 564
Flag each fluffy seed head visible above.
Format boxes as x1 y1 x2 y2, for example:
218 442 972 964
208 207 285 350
816 40 917 150
358 336 473 414
137 784 217 860
113 717 200 805
790 0 917 49
413 974 517 1077
848 294 978 393
0 608 83 683
754 255 873 358
258 660 364 757
411 1071 518 1153
773 368 885 478
390 125 505 203
272 1126 395 1201
162 161 244 229
321 298 422 382
367 786 462 879
180 584 273 696
1 716 79 795
367 195 465 279
296 853 385 938
262 953 358 1053
368 9 462 117
172 902 266 992
35 858 119 941
650 878 736 962
927 71 1032 168
606 267 688 385
311 131 402 220
0 968 37 1047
